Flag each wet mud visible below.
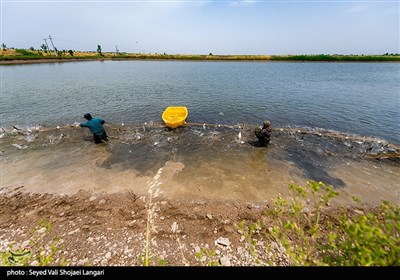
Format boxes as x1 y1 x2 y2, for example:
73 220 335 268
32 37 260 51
1 122 399 206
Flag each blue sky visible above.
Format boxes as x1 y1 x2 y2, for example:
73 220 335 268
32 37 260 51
1 0 399 55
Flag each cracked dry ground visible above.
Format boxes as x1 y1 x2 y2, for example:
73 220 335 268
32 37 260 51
0 189 292 266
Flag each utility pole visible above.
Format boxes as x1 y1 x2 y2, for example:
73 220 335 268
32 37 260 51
43 38 50 52
48 35 58 56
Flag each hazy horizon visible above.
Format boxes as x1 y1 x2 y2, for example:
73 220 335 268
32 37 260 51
1 0 399 55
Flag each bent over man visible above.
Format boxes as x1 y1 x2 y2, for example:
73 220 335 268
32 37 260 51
80 113 108 144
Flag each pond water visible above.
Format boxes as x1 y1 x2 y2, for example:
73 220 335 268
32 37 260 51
1 61 399 205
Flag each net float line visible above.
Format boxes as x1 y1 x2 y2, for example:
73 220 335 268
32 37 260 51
5 122 400 153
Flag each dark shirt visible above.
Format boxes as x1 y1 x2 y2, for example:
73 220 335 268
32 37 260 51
255 126 272 145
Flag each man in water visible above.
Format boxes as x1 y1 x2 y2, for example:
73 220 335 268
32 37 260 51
255 120 272 147
80 113 108 144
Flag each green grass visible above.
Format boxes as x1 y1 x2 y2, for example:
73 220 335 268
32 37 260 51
240 181 400 266
270 54 400 62
1 49 400 62
0 219 68 266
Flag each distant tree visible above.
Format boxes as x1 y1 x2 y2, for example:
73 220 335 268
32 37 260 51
1 43 6 50
68 50 74 56
40 44 48 52
97 44 102 56
29 47 35 51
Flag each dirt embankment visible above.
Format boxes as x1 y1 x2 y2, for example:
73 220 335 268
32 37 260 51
2 185 385 267
0 188 294 266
